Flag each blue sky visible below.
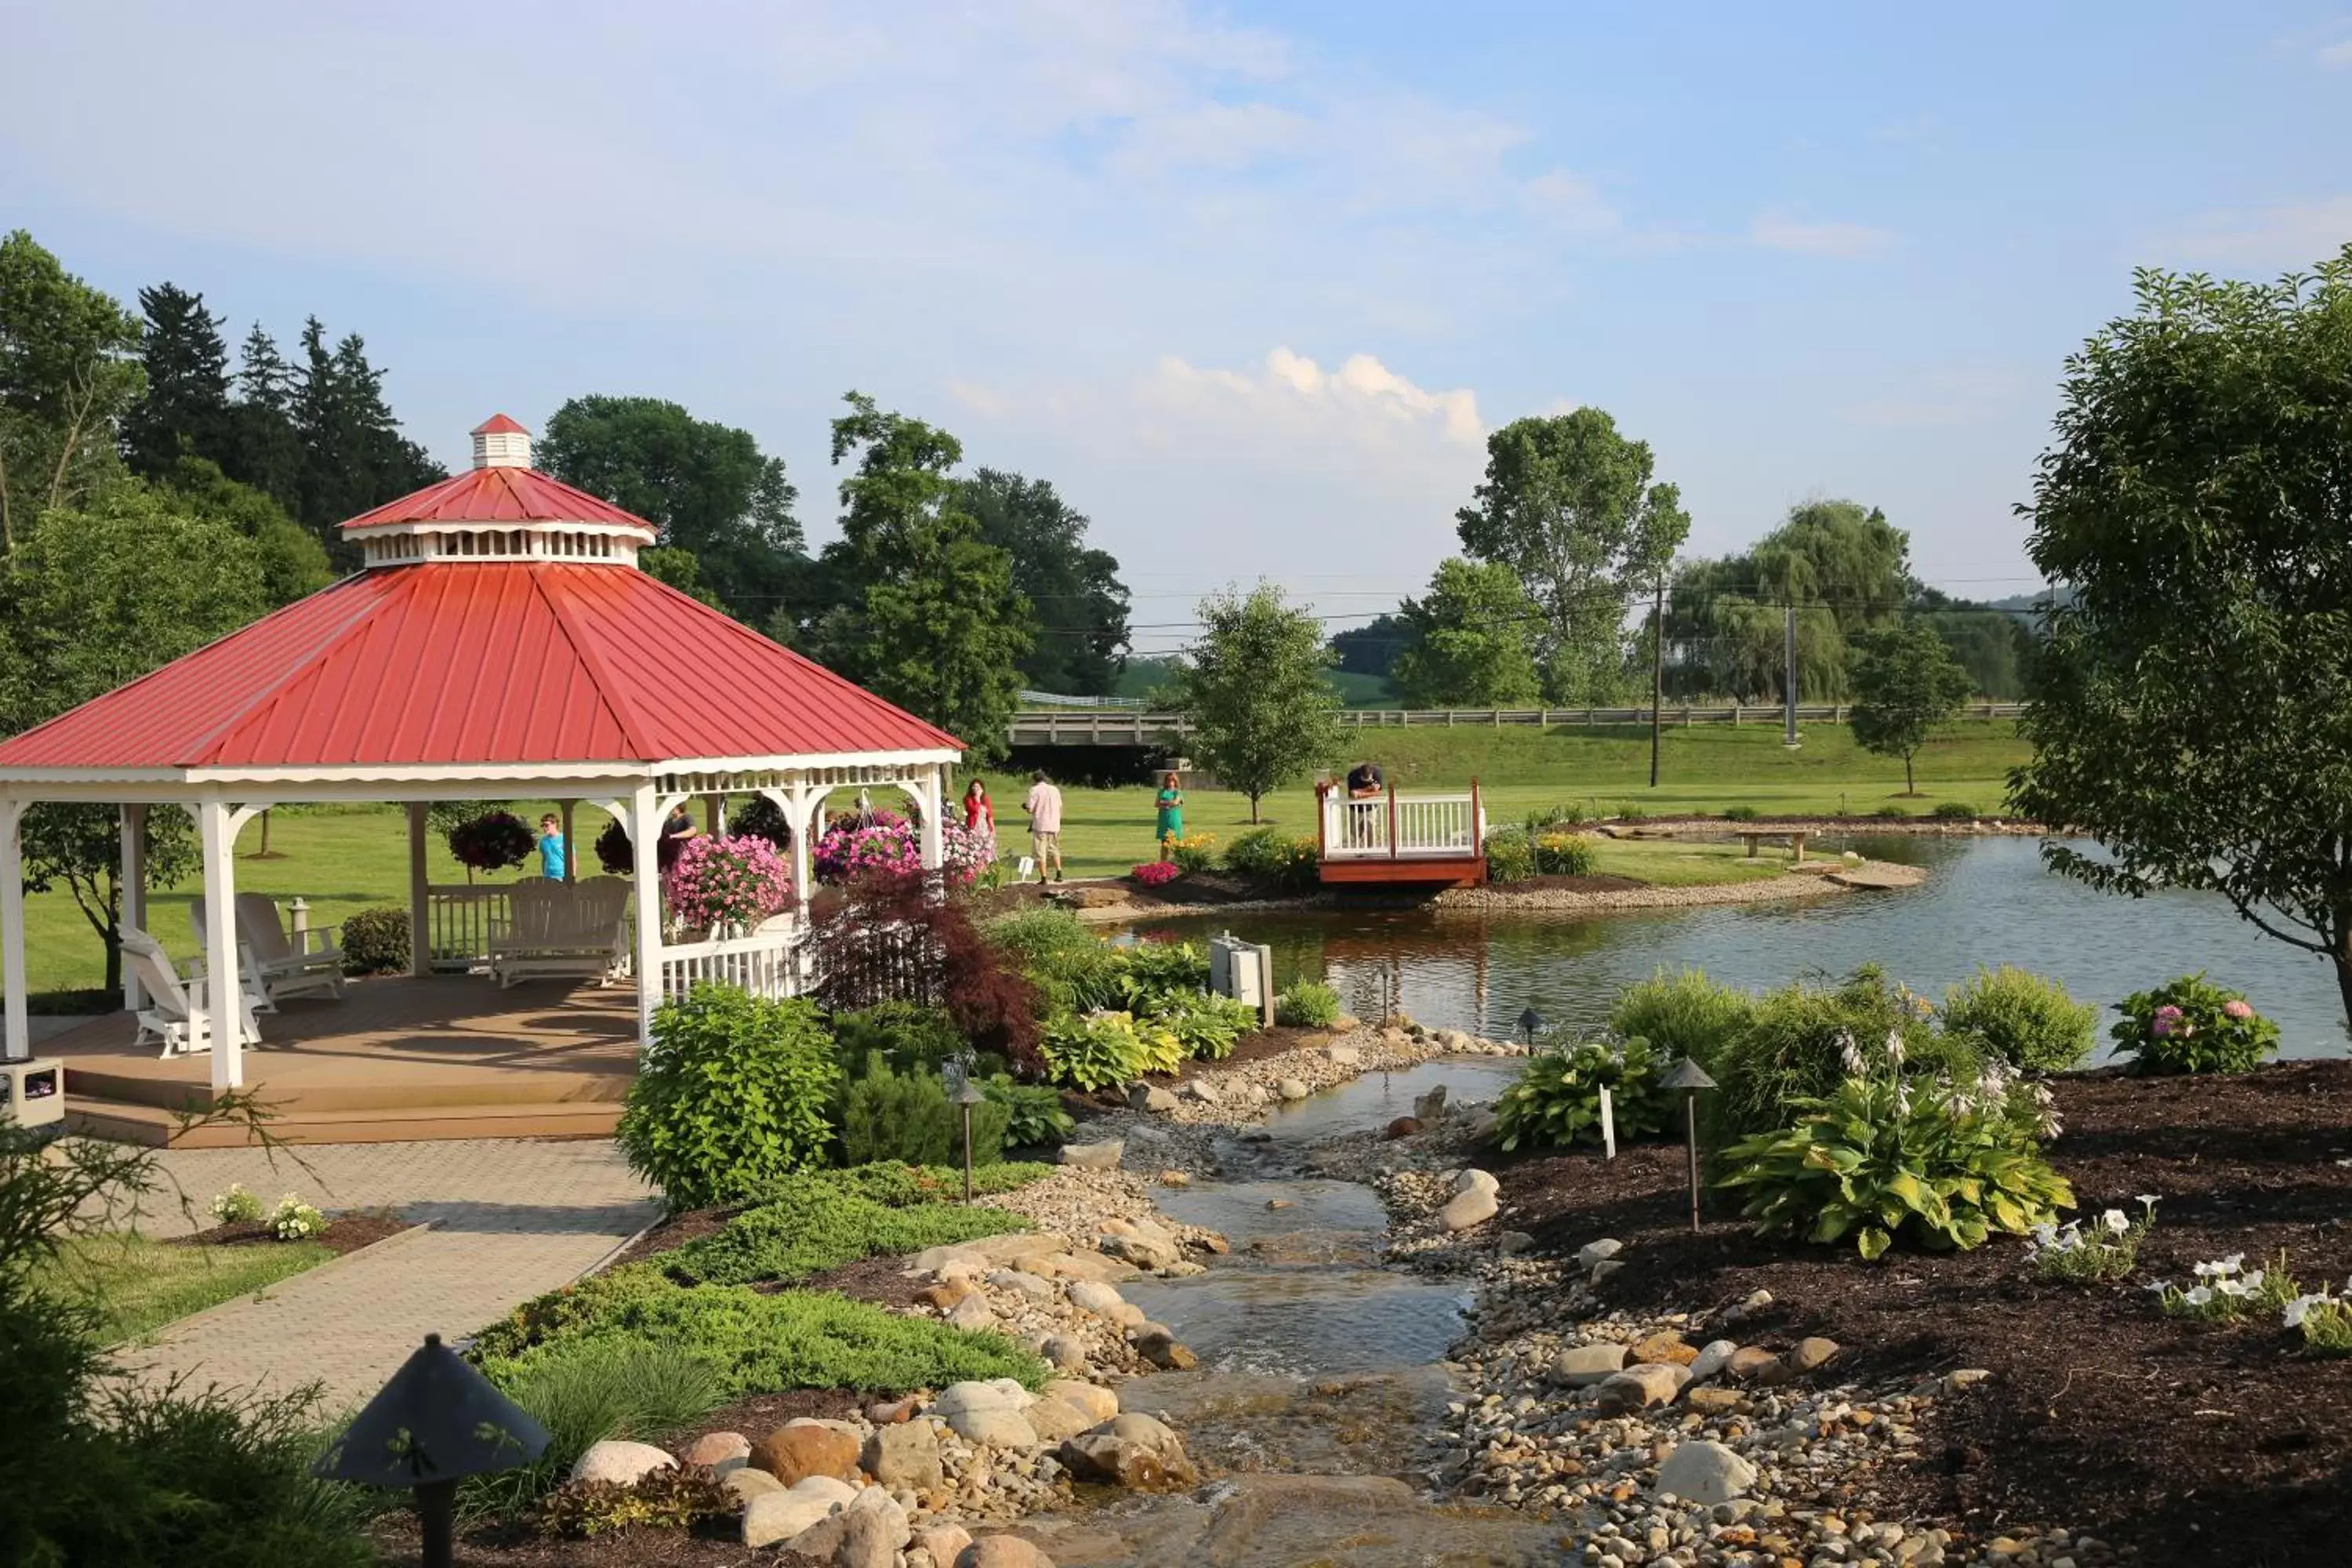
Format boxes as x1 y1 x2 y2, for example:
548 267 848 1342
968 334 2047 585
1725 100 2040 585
6 2 2350 653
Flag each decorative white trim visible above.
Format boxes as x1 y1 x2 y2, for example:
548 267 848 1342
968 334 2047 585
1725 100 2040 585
352 521 652 571
0 750 960 797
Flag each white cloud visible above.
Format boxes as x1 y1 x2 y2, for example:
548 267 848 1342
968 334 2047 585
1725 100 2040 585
2154 195 2352 268
1142 347 1484 449
1748 209 1898 260
2321 38 2352 67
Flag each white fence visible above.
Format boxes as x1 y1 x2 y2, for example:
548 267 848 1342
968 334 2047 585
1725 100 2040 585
1320 789 1485 862
426 885 513 971
657 923 801 1006
1011 702 2027 746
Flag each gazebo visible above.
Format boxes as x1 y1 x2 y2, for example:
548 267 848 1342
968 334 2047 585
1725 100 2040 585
0 416 961 1111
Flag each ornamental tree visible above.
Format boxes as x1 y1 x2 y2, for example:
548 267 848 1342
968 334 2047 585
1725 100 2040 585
1849 617 1973 795
1167 582 1345 823
1390 557 1542 707
2011 250 2352 1025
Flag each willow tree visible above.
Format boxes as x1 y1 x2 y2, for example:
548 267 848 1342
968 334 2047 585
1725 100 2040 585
2013 250 2352 1025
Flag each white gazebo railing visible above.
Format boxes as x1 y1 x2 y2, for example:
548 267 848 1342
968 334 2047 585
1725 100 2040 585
658 920 801 1005
1318 785 1486 861
426 884 515 970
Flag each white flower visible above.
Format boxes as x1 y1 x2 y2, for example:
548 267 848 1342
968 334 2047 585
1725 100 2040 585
2217 1278 2249 1299
2135 1193 2160 1210
2285 1295 2321 1329
1838 1032 1864 1076
2184 1286 2213 1306
2144 1280 2172 1295
2222 1252 2246 1273
2030 1222 2060 1247
2242 1269 2265 1291
1884 1030 1906 1067
2102 1210 2131 1236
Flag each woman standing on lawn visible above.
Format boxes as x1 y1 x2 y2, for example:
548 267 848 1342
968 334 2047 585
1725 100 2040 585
1154 771 1185 862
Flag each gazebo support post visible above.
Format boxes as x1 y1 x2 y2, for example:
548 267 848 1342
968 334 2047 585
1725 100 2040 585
630 784 662 1050
406 803 431 978
120 804 149 1011
196 796 242 1091
558 800 576 884
1 797 28 1064
916 765 945 873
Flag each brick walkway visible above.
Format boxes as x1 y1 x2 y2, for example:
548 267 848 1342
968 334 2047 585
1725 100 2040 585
114 1138 659 1410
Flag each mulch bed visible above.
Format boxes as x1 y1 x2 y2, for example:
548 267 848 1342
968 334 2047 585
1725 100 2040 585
1494 1062 2352 1566
176 1210 412 1257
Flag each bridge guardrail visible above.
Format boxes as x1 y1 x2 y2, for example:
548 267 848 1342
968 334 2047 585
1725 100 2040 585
1007 702 2026 745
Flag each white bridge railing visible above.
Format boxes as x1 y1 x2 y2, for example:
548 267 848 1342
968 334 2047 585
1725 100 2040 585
1319 787 1486 861
658 921 802 1005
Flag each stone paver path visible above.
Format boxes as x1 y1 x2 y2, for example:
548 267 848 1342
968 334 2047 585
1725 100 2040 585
116 1138 657 1410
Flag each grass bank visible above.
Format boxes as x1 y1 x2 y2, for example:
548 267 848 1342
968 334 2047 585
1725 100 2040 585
41 1232 336 1345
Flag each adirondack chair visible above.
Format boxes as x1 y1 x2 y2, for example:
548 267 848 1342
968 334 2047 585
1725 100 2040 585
191 895 347 1004
122 925 264 1058
488 876 633 989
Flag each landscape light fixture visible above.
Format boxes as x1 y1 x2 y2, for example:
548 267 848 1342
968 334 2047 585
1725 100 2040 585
314 1333 550 1568
1518 1007 1544 1048
1662 1057 1718 1232
952 1066 989 1205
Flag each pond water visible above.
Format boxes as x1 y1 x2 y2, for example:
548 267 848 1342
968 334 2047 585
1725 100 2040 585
1134 836 2351 1061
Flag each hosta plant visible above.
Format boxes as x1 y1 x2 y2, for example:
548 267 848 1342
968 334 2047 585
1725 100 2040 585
1493 1036 1668 1152
1717 1070 2074 1260
2110 974 2278 1075
1039 1011 1157 1091
1147 991 1258 1061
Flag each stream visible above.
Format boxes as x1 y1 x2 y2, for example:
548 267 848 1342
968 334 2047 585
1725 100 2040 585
1019 1059 1575 1568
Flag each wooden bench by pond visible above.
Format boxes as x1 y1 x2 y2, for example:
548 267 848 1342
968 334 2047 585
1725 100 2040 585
1737 829 1809 863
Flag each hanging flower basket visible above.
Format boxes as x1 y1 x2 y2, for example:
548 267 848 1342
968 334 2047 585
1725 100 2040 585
662 834 793 935
813 808 990 888
446 811 537 881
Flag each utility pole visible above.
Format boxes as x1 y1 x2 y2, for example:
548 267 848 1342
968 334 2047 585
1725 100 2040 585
1782 602 1800 749
1649 579 1665 788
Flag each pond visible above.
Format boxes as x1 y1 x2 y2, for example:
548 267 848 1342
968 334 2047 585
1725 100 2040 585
1134 836 2350 1062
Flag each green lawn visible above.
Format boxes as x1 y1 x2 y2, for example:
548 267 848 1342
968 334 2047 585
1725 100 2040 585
2 722 2024 995
39 1232 335 1345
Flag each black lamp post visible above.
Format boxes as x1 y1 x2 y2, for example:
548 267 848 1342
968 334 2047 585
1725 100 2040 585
1663 1057 1717 1232
314 1333 550 1568
952 1069 988 1205
1518 1007 1544 1048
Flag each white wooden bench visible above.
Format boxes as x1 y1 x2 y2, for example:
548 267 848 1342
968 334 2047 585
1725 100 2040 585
192 894 347 1004
488 876 633 989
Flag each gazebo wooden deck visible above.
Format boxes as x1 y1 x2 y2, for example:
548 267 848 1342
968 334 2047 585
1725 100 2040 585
45 975 641 1147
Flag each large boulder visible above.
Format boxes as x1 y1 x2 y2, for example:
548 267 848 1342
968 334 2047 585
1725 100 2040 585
1103 1412 1183 1456
1323 1043 1360 1065
862 1420 943 1493
916 1523 975 1566
1129 1083 1180 1113
1550 1342 1628 1387
1654 1439 1758 1506
1789 1336 1842 1373
946 1294 997 1331
682 1430 750 1469
1033 1250 1141 1284
1065 1279 1127 1318
1023 1395 1099 1443
957 1538 1058 1568
568 1439 674 1486
1099 1231 1183 1272
1593 1363 1690 1414
1059 1140 1124 1170
1688 1339 1740 1382
1040 1333 1088 1373
1439 1187 1498 1231
955 1407 1041 1449
1057 1429 1195 1490
786 1501 902 1568
1181 1078 1221 1104
1573 1238 1623 1270
742 1475 859 1548
723 1466 782 1503
750 1421 863 1486
1133 1325 1199 1370
935 1378 1033 1421
987 1269 1058 1302
1045 1379 1119 1424
1276 1077 1311 1101
1452 1168 1500 1197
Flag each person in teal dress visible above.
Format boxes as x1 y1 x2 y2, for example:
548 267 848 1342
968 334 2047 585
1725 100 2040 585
1153 771 1185 861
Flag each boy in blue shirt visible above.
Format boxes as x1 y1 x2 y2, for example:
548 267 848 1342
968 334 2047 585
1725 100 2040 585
538 814 568 880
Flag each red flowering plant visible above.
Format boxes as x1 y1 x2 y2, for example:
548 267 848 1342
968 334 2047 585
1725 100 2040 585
662 834 793 935
1130 861 1180 887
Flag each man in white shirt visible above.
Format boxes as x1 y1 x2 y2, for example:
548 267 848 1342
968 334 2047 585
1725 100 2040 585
1022 769 1065 883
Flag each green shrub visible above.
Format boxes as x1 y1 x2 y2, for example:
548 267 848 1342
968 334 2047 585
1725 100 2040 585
820 1160 1050 1207
1115 939 1211 1012
537 1467 737 1538
1930 800 1978 820
2110 973 2280 1075
1874 803 1911 819
1276 980 1343 1029
1707 965 1974 1148
475 1269 1045 1399
1523 802 1591 831
1168 833 1219 873
1717 1072 2074 1259
1039 1011 1161 1089
1494 1036 1669 1152
837 1052 1009 1168
662 1175 1024 1287
1532 830 1599 877
989 909 1125 1014
1721 804 1762 822
1940 967 2100 1073
1148 990 1258 1060
617 986 843 1210
1483 827 1534 884
1607 967 1754 1072
466 1339 724 1517
1222 827 1319 891
985 1076 1072 1147
1610 802 1651 824
337 907 410 976
830 1002 970 1080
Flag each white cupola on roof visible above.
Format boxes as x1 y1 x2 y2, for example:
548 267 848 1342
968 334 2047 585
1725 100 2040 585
471 412 532 469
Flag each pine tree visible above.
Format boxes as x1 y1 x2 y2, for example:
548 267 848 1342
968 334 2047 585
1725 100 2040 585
119 284 234 478
291 320 444 561
227 323 302 514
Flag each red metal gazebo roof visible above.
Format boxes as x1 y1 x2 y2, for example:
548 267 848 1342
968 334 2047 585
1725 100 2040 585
0 419 962 774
